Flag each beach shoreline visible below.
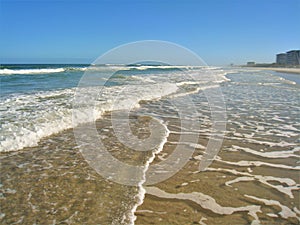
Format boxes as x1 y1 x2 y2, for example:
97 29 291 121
243 67 300 74
1 66 299 224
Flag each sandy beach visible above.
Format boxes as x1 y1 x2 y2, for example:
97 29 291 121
244 67 300 74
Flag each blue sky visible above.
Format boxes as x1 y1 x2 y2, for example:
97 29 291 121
0 0 299 65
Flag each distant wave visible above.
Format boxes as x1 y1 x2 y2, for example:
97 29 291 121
86 65 206 72
276 75 298 85
0 68 66 75
0 66 92 75
128 65 205 70
0 65 212 76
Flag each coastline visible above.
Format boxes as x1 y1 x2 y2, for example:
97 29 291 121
243 67 300 74
1 67 299 224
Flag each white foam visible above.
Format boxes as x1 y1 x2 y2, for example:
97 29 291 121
168 141 206 150
0 83 178 152
131 75 156 83
0 89 75 152
145 186 261 224
215 157 300 170
225 177 255 186
133 65 198 70
135 209 166 214
277 76 297 85
282 124 299 132
247 167 253 173
170 85 220 98
256 126 265 131
266 213 278 218
226 134 299 146
157 152 168 161
248 139 295 147
199 217 208 225
245 195 299 220
294 207 300 215
1 65 231 153
176 81 205 86
272 115 285 122
262 129 299 138
128 120 170 225
207 168 299 199
0 68 66 75
232 145 300 159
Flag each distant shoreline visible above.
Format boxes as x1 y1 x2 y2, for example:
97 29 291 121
243 67 300 74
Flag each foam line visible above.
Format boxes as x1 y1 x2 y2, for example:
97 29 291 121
245 195 300 220
128 119 170 225
206 168 299 199
145 186 261 224
214 157 300 170
231 145 300 159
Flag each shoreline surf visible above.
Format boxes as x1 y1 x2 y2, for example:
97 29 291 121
1 65 299 224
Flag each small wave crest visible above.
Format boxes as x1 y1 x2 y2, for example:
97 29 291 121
0 68 66 75
0 66 90 75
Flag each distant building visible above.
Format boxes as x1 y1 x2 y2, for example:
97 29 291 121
276 53 287 65
247 62 255 66
286 50 300 65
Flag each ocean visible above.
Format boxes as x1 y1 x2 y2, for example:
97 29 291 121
0 64 299 224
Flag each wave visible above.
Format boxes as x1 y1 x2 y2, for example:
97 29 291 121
0 67 90 75
0 68 66 75
0 83 178 152
128 65 205 71
260 71 298 85
0 66 230 152
0 65 209 76
277 76 297 85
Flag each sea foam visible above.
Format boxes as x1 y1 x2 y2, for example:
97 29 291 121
0 68 66 75
0 83 178 152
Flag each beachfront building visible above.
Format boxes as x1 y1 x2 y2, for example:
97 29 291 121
276 53 287 65
276 50 300 65
286 50 300 65
247 61 255 66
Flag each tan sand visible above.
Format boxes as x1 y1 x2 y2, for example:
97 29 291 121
244 67 300 74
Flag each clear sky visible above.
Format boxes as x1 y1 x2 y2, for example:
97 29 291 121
0 0 299 65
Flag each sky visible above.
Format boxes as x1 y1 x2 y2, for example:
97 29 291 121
0 0 299 66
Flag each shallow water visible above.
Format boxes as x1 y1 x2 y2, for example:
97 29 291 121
136 70 300 225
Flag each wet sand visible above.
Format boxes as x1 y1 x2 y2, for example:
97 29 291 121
0 113 154 224
135 134 300 225
134 102 300 224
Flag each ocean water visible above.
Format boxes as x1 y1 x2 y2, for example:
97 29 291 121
0 65 299 224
